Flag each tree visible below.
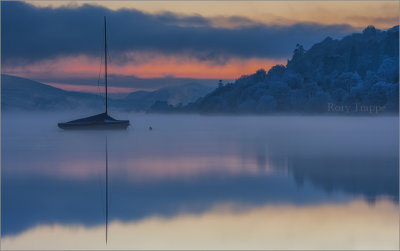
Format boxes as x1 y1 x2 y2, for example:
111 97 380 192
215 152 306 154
218 80 223 88
293 44 306 59
348 45 358 72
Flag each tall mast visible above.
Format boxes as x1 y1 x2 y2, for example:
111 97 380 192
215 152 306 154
104 16 108 114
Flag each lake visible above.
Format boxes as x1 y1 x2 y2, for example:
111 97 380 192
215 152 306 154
1 113 399 250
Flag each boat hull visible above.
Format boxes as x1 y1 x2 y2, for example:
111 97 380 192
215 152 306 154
58 112 130 130
58 121 130 130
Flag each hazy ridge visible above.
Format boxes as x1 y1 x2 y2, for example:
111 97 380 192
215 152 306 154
1 74 215 112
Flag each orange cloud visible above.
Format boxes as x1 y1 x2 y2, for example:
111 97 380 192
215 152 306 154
111 56 281 79
4 54 284 81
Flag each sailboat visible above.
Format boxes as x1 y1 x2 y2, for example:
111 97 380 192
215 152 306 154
58 17 130 130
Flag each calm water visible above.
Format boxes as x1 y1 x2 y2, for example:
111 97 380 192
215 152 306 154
2 113 399 250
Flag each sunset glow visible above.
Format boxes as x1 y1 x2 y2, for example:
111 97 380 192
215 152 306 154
4 54 283 90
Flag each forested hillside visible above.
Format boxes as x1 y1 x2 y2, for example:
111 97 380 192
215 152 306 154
169 25 399 114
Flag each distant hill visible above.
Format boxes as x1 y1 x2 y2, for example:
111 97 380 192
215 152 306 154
114 83 215 111
152 25 399 114
1 74 215 112
1 74 105 111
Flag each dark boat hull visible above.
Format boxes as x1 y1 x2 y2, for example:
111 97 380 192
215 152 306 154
58 112 130 130
58 121 130 130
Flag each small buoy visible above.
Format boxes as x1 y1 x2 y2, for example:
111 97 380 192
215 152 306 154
149 126 152 131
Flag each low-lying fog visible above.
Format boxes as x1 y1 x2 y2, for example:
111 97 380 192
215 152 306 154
3 112 398 161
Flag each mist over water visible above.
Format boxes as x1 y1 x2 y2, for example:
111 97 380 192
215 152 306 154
2 112 399 249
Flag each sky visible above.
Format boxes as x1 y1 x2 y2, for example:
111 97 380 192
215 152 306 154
1 1 399 93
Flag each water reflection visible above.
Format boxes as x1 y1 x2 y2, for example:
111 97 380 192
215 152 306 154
2 113 398 249
289 156 398 203
3 200 398 250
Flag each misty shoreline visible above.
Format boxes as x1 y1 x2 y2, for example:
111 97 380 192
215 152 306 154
2 110 398 118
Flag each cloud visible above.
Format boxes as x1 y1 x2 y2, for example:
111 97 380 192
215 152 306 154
2 1 357 66
346 15 399 28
